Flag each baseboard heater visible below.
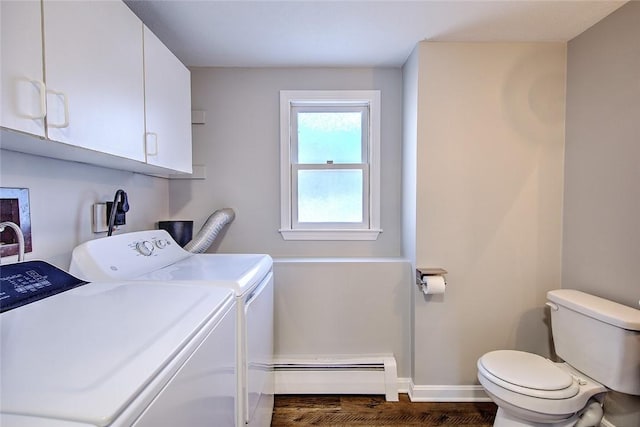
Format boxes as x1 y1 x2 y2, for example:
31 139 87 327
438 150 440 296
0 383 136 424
273 355 399 401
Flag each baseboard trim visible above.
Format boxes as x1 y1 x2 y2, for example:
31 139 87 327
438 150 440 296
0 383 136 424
273 357 491 403
273 355 399 401
397 377 412 394
409 381 491 402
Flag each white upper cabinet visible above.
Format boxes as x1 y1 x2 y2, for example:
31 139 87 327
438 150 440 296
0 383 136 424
1 0 46 137
143 26 192 174
42 0 145 161
0 1 192 175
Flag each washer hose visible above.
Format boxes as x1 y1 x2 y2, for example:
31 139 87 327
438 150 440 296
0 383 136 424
184 208 235 253
0 221 25 262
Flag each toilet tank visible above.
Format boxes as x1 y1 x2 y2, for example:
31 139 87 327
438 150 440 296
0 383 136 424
547 289 640 395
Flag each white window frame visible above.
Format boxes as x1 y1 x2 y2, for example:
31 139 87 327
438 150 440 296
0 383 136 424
279 90 382 241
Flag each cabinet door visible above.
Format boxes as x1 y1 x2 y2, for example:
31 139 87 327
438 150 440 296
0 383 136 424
42 0 145 161
143 26 192 174
1 0 46 137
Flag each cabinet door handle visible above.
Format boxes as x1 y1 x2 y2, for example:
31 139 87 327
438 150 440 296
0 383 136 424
26 80 46 120
46 89 70 128
146 132 158 156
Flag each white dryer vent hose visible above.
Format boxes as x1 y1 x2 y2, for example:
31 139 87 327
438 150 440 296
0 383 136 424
184 208 235 254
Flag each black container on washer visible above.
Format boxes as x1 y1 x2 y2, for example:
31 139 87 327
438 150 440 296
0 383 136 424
158 220 193 247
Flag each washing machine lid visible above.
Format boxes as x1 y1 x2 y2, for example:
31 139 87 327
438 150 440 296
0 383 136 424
139 253 273 296
478 350 579 399
1 279 234 426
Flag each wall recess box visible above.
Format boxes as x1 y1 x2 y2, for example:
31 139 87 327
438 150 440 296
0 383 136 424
0 187 33 257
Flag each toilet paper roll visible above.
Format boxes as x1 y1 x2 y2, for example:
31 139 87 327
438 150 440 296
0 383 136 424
421 275 446 295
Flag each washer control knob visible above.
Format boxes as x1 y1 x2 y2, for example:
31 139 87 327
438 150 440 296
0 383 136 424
136 240 154 256
155 239 167 249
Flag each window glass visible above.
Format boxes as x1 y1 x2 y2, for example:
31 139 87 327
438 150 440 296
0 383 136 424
297 112 362 164
297 169 363 223
279 90 381 240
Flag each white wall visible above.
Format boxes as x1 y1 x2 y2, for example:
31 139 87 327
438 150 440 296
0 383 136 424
563 2 640 424
405 42 566 390
0 149 169 268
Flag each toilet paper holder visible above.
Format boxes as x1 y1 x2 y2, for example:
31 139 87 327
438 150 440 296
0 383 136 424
416 268 447 289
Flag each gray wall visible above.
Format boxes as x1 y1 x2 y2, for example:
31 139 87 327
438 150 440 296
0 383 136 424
176 67 413 377
273 259 411 372
405 42 567 389
170 67 403 257
563 1 640 308
402 44 420 379
563 2 640 424
0 150 169 268
174 48 568 391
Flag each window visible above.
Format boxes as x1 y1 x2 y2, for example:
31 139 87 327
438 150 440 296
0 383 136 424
279 90 381 240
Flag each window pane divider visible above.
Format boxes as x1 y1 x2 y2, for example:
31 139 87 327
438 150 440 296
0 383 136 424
293 163 366 170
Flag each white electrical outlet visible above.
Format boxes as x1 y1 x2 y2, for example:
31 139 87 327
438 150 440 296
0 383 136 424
92 203 108 233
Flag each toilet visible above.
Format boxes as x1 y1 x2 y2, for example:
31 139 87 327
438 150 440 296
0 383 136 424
477 289 640 427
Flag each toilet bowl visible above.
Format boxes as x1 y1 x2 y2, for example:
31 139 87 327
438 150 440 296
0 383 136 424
477 289 640 427
477 350 606 426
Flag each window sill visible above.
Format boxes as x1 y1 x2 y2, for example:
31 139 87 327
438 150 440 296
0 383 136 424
279 229 382 241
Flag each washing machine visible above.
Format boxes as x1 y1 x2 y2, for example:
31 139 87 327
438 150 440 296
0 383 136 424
0 260 236 427
69 230 274 427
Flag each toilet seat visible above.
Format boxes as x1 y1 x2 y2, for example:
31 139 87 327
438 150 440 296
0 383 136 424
478 350 580 399
478 350 607 423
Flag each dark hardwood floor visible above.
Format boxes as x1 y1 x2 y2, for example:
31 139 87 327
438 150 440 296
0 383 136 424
272 394 497 426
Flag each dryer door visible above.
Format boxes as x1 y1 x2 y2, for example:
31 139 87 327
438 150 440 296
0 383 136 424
244 271 274 426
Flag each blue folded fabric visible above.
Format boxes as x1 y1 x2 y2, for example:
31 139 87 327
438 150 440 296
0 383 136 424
0 261 87 313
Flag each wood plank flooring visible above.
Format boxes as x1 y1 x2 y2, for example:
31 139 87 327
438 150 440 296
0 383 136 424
272 394 497 426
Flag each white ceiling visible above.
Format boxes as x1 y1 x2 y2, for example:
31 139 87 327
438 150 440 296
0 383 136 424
125 0 626 68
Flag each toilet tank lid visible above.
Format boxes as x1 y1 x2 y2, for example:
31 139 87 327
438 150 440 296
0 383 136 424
547 289 640 331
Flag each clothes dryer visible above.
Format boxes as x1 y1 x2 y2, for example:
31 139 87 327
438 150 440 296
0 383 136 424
70 230 274 427
0 261 236 427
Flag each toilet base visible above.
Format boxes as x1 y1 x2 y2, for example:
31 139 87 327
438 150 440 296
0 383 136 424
494 408 578 427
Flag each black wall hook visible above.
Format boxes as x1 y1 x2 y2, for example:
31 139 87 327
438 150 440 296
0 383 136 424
107 189 129 236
